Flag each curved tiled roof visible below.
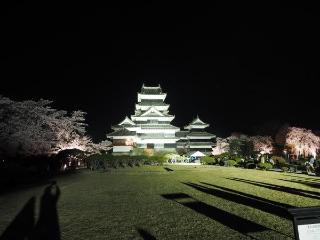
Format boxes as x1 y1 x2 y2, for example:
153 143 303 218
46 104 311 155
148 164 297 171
190 116 207 125
134 107 173 117
138 100 168 106
140 84 163 94
107 128 136 137
187 131 215 137
139 124 179 129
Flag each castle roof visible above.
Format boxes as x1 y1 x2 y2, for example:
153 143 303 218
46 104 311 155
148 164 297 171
184 116 210 129
140 84 163 95
107 127 136 137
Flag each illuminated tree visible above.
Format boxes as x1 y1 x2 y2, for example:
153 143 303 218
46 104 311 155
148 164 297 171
0 96 93 157
52 110 93 152
90 140 112 153
212 137 229 155
0 96 56 156
228 135 254 157
250 136 274 155
285 127 320 158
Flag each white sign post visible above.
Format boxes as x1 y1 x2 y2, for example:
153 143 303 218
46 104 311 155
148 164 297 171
297 223 320 240
288 207 320 240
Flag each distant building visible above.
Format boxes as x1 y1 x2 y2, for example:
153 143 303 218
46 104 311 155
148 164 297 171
107 84 216 155
176 116 216 155
106 122 137 153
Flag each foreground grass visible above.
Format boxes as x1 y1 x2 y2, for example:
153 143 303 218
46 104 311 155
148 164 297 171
1 166 320 239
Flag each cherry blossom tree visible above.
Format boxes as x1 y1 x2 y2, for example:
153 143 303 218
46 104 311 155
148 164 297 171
228 135 254 157
212 137 229 155
0 96 94 157
0 96 56 156
93 140 112 153
52 110 92 153
250 136 274 155
285 127 320 158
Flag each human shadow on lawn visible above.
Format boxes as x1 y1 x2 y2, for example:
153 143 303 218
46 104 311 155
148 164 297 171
0 182 60 240
226 177 320 200
183 182 292 220
161 193 269 237
278 179 320 189
136 228 156 240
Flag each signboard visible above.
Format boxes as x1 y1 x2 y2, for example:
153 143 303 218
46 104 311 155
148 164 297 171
288 207 320 240
297 223 320 240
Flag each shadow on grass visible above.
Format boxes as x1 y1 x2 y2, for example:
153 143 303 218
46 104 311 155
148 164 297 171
0 182 60 240
0 197 35 240
183 182 292 220
163 167 173 172
0 169 83 196
136 228 156 240
283 175 320 182
161 192 269 237
278 179 320 189
200 182 293 208
226 177 320 200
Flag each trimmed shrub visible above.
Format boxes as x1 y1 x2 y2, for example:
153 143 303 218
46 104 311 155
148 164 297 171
224 160 236 167
218 159 225 166
110 159 119 169
128 160 135 167
258 162 273 170
234 157 243 163
119 161 126 168
245 162 256 169
86 153 109 170
296 164 306 172
86 152 171 170
233 157 244 167
272 156 286 168
215 152 231 160
149 153 167 165
131 148 146 156
201 156 216 165
144 159 152 165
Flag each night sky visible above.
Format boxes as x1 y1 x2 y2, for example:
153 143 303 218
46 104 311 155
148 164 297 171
1 3 319 141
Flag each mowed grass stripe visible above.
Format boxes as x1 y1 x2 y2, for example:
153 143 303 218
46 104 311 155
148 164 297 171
1 166 319 239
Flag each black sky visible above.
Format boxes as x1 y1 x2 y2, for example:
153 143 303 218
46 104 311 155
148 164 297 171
1 3 319 141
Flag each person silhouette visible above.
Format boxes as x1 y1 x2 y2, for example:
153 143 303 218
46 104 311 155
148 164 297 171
0 182 61 240
30 182 61 240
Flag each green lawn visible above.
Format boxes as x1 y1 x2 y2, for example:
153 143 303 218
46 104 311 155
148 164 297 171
1 166 320 239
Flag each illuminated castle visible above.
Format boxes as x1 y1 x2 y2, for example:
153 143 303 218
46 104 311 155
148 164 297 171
107 84 215 155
